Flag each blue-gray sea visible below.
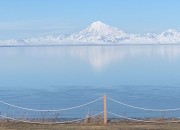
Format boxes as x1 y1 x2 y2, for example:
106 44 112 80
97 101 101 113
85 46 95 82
0 45 180 119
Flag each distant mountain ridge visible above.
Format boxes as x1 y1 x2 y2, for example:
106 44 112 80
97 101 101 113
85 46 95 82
1 21 180 46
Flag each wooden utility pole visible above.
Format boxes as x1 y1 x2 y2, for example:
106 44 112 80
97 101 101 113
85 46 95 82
103 94 107 124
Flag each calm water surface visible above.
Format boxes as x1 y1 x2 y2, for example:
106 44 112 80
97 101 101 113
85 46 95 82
0 45 180 118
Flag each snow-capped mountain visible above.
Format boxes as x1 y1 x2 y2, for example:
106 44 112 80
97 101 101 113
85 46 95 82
68 21 129 43
156 29 180 44
0 21 180 46
67 22 180 44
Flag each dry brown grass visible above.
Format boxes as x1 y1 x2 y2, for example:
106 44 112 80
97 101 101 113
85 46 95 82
1 121 180 130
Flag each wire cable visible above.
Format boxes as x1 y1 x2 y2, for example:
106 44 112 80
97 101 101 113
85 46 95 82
0 97 103 112
0 111 103 124
108 97 180 112
107 111 180 123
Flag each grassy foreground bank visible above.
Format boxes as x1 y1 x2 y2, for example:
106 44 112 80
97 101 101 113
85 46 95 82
1 121 180 130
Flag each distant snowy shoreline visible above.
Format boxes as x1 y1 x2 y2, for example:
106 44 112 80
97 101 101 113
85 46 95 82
1 21 180 46
1 44 180 47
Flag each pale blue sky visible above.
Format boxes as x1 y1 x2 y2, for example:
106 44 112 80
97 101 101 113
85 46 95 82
0 0 180 39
